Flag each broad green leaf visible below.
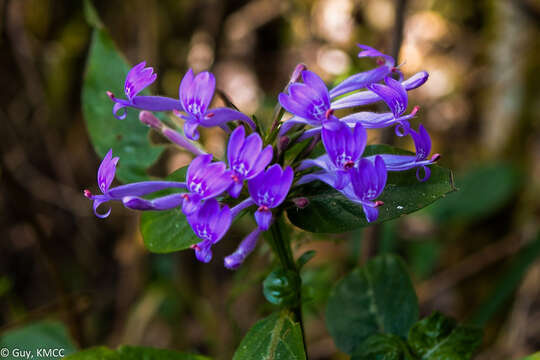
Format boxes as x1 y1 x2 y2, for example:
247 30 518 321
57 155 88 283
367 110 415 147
326 254 418 354
82 16 163 183
408 312 482 360
64 345 209 360
0 321 77 359
351 334 415 360
428 162 521 224
233 311 306 360
287 145 454 233
140 167 199 253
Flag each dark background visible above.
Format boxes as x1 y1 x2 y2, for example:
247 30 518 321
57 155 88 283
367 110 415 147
1 0 539 359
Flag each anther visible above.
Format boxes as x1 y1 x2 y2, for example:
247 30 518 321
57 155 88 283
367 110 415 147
374 200 384 207
325 108 334 119
343 160 355 170
431 153 441 162
83 189 92 198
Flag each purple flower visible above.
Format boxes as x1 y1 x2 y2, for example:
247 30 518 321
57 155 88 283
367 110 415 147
182 154 233 215
107 62 182 120
84 149 187 217
367 76 408 118
175 69 255 140
188 199 232 263
224 228 262 270
340 156 387 223
330 76 419 137
331 71 428 110
278 70 338 135
298 122 367 190
247 164 294 230
227 126 273 197
329 44 396 98
367 125 440 182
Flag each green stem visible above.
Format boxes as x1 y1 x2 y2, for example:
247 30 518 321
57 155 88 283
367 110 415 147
269 218 308 358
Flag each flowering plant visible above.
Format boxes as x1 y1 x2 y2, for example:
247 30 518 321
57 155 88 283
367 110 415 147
74 6 486 359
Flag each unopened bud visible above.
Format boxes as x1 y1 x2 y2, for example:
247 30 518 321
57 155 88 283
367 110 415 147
289 63 307 85
139 111 163 129
279 136 290 152
293 197 309 209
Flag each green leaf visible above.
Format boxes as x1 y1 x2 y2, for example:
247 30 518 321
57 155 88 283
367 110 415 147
408 312 482 360
326 254 418 354
287 144 454 233
140 167 199 253
82 22 163 183
0 321 78 359
427 162 521 224
83 0 104 29
64 345 209 360
233 311 306 360
351 334 415 360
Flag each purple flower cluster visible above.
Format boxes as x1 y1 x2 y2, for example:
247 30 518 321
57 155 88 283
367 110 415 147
84 44 440 269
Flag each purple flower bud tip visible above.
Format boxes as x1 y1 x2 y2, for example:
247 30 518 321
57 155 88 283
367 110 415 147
289 63 307 83
293 197 309 208
139 111 162 129
279 136 290 151
431 153 441 162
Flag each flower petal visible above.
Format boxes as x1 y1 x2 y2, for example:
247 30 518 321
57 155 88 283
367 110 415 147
227 126 246 167
254 209 273 230
362 204 379 223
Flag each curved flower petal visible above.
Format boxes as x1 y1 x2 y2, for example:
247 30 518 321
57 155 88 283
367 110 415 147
367 77 408 118
202 107 255 130
362 204 379 223
125 61 157 100
97 149 119 193
227 126 246 167
179 68 195 110
254 209 273 231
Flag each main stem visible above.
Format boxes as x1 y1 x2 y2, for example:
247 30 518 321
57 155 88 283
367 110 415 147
269 219 308 358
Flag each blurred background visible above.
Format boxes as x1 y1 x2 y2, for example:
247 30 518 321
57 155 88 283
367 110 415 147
1 0 539 359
